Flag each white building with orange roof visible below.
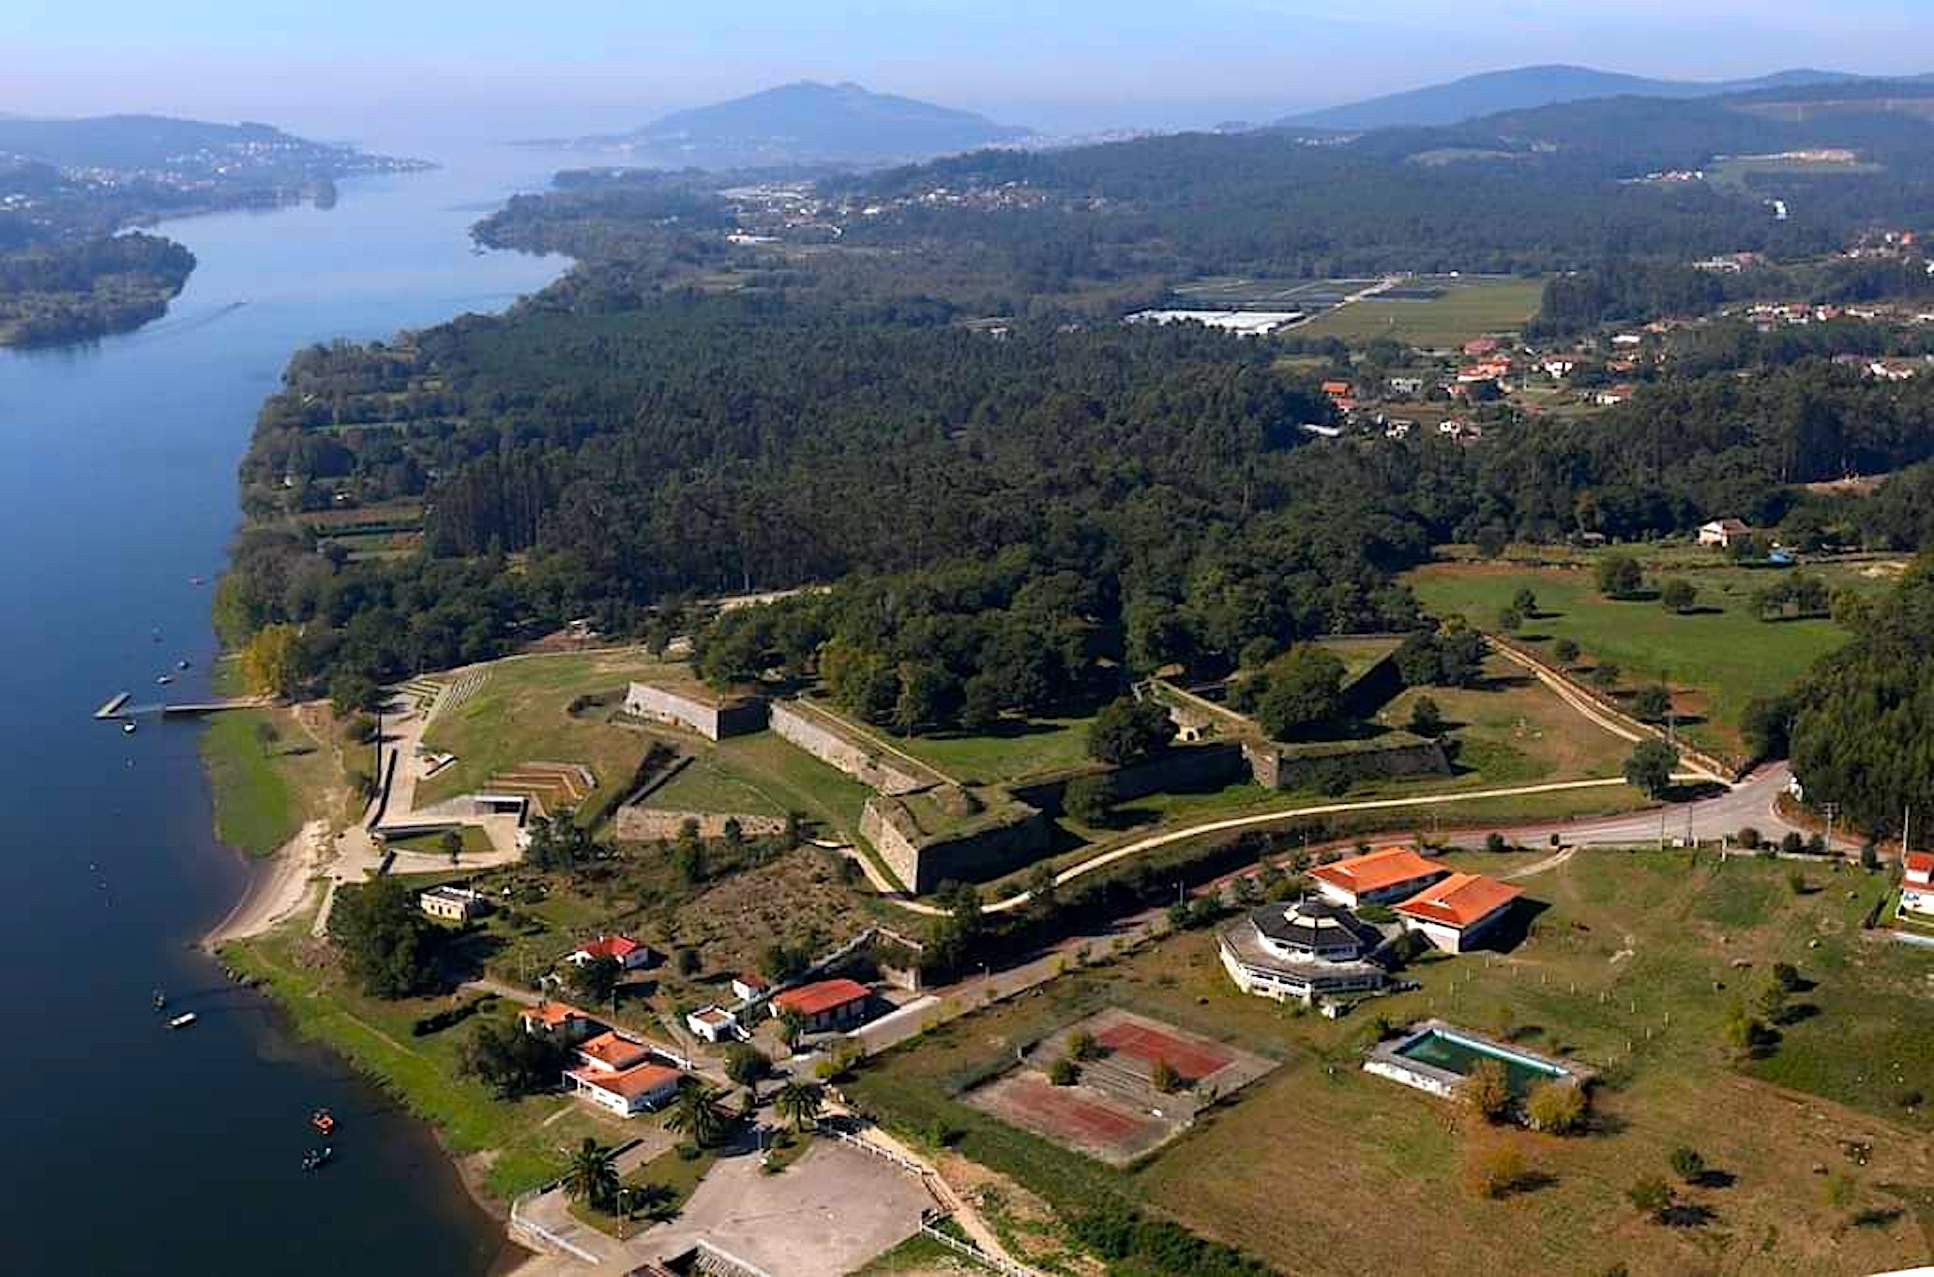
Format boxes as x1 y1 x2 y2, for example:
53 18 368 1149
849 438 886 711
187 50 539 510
1393 873 1523 953
1309 847 1449 909
519 1000 597 1045
1902 852 1934 917
564 1061 683 1118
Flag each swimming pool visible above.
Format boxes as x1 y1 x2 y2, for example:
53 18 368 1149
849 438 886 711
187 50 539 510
1394 1027 1568 1095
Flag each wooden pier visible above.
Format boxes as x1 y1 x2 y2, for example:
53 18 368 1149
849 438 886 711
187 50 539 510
93 693 131 720
160 696 274 717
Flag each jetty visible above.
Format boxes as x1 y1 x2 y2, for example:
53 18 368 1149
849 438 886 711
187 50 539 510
94 693 131 720
161 696 274 717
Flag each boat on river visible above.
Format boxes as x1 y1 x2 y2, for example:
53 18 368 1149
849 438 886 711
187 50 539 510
167 1012 197 1029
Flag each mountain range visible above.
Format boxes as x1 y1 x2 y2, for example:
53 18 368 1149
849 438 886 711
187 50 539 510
564 80 1029 171
1280 65 1872 131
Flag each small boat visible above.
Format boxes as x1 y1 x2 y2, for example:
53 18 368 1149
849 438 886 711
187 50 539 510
122 722 137 735
189 576 206 587
311 1109 337 1136
152 990 167 1012
302 1146 334 1172
168 1012 197 1029
155 675 173 686
176 659 191 670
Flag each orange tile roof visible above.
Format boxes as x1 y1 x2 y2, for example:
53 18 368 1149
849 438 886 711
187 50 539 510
570 1062 682 1100
576 1031 651 1070
575 934 643 961
1906 851 1934 878
1395 873 1522 929
772 978 870 1018
1309 847 1442 896
525 1000 591 1028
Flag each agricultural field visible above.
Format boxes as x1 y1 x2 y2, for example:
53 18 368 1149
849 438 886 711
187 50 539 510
415 648 687 811
1292 276 1545 347
847 851 1934 1277
1405 560 1866 757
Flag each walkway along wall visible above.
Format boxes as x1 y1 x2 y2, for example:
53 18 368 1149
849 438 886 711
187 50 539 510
769 700 934 795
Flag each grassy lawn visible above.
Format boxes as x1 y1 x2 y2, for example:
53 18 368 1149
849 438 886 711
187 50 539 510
199 702 346 856
417 649 692 811
221 917 629 1200
1406 560 1858 757
385 825 495 857
712 731 875 842
571 1140 722 1240
1381 652 1633 786
1293 276 1544 347
848 851 1934 1277
891 714 1099 786
641 754 788 819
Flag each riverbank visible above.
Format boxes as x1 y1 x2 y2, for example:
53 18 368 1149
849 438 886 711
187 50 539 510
202 818 330 948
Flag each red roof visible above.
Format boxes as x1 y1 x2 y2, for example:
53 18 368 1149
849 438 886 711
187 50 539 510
772 978 870 1018
576 1031 651 1071
1395 873 1522 928
1310 847 1442 897
524 1000 591 1028
575 934 642 961
569 1062 682 1100
1906 851 1934 879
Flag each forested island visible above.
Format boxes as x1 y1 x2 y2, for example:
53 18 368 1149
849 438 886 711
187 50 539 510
0 114 423 345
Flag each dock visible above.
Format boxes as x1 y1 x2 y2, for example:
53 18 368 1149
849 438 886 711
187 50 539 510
161 697 274 717
94 693 131 720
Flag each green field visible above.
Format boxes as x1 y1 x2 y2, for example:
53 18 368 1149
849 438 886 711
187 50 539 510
848 851 1933 1277
889 714 1098 786
712 731 875 841
199 703 345 856
384 824 495 857
417 649 688 811
1293 277 1544 347
1407 560 1858 757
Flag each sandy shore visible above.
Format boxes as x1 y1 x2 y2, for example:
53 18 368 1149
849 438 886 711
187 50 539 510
203 818 328 948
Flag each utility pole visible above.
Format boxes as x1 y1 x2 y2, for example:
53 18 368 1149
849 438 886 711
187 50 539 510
1824 802 1839 854
1904 805 1913 858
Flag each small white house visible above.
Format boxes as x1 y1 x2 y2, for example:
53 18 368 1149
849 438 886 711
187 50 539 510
730 973 771 1004
419 885 487 923
566 934 657 971
1393 873 1523 954
1698 518 1753 548
564 1062 683 1118
1903 852 1934 917
686 1005 741 1044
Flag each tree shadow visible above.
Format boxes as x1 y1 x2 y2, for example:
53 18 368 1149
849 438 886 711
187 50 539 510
1510 1169 1560 1196
1691 1168 1737 1190
1660 1202 1717 1228
1853 1206 1904 1229
1773 1002 1820 1026
1663 780 1728 803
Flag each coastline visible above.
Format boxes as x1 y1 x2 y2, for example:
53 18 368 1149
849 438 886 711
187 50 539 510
201 817 329 950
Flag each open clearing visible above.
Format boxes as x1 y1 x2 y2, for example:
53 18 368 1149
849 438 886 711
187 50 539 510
1293 276 1544 347
1381 651 1633 786
848 851 1934 1277
1406 560 1858 758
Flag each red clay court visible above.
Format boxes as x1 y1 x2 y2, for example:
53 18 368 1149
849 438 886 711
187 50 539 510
969 1072 1168 1164
1096 1018 1234 1082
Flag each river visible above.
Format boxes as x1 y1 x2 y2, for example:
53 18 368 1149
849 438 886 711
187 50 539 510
0 145 568 1274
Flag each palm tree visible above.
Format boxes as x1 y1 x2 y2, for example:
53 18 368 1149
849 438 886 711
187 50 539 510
774 1079 824 1133
664 1079 732 1149
561 1137 620 1212
775 1007 806 1051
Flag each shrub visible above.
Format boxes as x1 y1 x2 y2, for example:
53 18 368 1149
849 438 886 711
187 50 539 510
1525 1080 1588 1134
1150 1059 1181 1093
1780 831 1804 855
1048 1056 1079 1086
1458 1059 1512 1123
1408 695 1445 738
1359 903 1397 924
1596 554 1643 599
1484 831 1508 854
1627 1176 1672 1219
1463 1140 1528 1200
1669 1146 1705 1183
1735 826 1761 851
1660 577 1698 613
1786 868 1808 895
1553 637 1580 665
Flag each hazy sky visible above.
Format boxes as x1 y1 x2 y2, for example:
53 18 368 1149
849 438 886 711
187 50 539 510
7 0 1930 147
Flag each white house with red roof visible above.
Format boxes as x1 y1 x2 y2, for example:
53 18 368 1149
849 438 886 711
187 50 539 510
1902 852 1934 917
565 1061 683 1118
1393 873 1523 953
519 1000 597 1045
566 934 656 971
769 977 872 1033
1310 847 1449 909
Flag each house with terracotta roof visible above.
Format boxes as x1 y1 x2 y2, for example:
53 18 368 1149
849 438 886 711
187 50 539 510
519 1000 598 1044
565 1061 684 1118
1310 847 1449 909
574 1030 654 1074
1393 873 1523 953
770 977 873 1033
1698 517 1753 548
566 934 657 971
1902 852 1934 917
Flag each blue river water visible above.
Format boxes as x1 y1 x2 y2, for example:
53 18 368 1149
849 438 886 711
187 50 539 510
0 146 568 1273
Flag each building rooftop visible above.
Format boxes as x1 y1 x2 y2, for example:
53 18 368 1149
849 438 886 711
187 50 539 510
1906 851 1934 879
576 1031 652 1071
574 934 645 962
1395 873 1522 929
1219 917 1387 985
524 1000 592 1028
569 1061 682 1100
1251 898 1382 953
1310 847 1443 897
772 978 871 1018
421 884 482 903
